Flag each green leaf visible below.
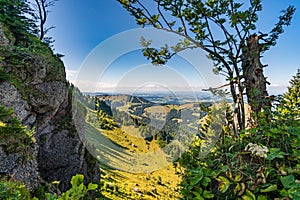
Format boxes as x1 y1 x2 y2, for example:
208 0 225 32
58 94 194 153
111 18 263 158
295 164 300 175
260 184 277 192
119 0 130 6
190 168 204 186
206 0 216 8
267 148 286 160
202 177 211 187
45 193 57 200
280 188 289 196
257 195 268 200
242 189 256 200
184 38 190 45
287 187 300 199
234 174 243 182
136 18 147 25
150 14 160 23
281 175 295 189
70 174 84 187
216 18 226 24
190 174 203 186
242 196 253 200
233 3 243 9
87 183 98 191
203 190 214 198
78 183 85 192
221 165 228 172
192 191 204 200
217 176 230 193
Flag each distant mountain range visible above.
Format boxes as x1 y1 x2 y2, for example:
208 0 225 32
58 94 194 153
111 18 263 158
85 91 230 104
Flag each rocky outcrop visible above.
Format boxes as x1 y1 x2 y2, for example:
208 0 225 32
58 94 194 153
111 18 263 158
0 23 100 191
35 93 100 191
0 145 40 190
0 82 35 126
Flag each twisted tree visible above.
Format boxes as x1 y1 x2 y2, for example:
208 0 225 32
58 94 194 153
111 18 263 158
117 0 295 133
31 0 58 42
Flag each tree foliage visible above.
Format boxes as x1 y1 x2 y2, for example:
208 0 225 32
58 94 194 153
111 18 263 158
280 68 300 116
117 0 295 131
0 0 57 47
0 0 36 45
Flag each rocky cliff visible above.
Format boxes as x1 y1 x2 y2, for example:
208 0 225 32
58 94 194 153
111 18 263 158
0 23 100 191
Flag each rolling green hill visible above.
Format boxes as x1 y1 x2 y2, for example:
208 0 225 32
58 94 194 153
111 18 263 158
82 94 208 199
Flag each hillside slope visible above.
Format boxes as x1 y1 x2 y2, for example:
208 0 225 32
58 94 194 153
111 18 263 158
84 107 182 199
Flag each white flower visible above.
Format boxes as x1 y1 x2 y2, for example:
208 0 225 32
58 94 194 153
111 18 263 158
245 143 269 158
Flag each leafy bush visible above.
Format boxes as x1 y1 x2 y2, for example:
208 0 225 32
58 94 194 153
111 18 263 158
45 174 99 200
179 70 300 199
0 175 99 200
0 104 35 153
0 178 33 200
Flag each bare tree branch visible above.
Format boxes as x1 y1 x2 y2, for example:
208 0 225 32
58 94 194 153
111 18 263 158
32 0 58 41
157 1 172 30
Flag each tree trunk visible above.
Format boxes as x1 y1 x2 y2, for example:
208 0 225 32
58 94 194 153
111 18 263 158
242 34 271 126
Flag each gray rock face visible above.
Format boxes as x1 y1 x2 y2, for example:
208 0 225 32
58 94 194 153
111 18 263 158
35 96 100 191
27 56 47 84
0 82 36 127
0 24 100 191
0 145 40 190
29 81 68 114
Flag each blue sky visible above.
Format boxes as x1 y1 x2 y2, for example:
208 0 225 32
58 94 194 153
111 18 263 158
47 0 300 93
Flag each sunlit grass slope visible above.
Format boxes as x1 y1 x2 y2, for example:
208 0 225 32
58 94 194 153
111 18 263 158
85 109 182 199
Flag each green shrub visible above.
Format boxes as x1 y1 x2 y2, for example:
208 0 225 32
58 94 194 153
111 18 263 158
0 104 35 153
45 174 99 200
179 70 300 199
0 178 33 200
0 175 99 200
